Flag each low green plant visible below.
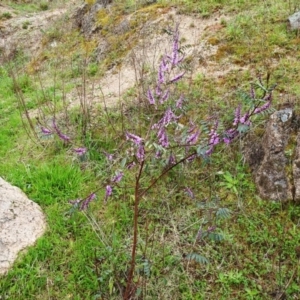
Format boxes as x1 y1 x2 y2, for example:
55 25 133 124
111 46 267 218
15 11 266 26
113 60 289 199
22 20 31 29
39 2 49 11
0 12 12 20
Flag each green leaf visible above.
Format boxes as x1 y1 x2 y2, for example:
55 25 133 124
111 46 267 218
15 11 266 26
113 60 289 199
185 253 209 264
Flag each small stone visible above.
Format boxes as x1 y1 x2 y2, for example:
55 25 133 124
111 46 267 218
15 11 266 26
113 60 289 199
288 11 300 30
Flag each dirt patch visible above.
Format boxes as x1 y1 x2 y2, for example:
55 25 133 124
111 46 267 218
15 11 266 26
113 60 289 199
2 2 240 115
0 2 76 62
66 8 234 109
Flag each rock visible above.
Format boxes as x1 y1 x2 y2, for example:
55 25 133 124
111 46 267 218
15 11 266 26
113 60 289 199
293 133 300 201
244 108 295 202
288 11 300 30
0 177 46 275
72 0 112 37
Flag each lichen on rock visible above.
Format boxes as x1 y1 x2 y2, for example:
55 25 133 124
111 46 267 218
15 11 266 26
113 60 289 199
244 108 299 202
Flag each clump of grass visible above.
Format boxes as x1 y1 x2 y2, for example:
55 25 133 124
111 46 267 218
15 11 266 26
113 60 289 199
0 12 12 20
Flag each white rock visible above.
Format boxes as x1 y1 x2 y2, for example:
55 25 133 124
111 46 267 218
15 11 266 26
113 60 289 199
0 177 46 275
288 11 300 30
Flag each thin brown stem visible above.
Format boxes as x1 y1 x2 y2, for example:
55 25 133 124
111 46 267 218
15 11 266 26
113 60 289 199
124 160 145 299
140 151 197 199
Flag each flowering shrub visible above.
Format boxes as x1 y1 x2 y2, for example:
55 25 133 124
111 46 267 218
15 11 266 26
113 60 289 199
41 25 275 299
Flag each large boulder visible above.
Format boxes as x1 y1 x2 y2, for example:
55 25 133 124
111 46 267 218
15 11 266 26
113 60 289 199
0 177 46 275
244 108 300 202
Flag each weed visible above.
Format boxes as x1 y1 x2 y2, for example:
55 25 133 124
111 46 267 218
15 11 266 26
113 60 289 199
39 2 49 11
0 12 12 20
22 20 31 29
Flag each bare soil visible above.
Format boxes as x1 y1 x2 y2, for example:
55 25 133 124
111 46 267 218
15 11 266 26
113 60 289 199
1 2 242 111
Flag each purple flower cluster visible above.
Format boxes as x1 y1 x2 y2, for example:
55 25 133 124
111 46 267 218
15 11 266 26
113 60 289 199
152 108 181 148
222 90 273 144
126 132 145 162
104 185 112 203
41 120 87 158
112 171 124 183
67 25 275 218
41 126 52 135
186 130 200 145
69 192 96 211
147 26 185 107
73 147 87 156
40 119 71 142
206 121 220 155
52 118 71 142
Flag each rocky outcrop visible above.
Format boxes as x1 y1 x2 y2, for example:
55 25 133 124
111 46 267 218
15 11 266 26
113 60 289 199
244 108 300 202
293 132 300 200
72 0 113 37
0 177 46 275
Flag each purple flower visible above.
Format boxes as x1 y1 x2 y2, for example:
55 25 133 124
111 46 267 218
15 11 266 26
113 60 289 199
209 132 220 146
156 84 162 96
52 119 70 142
147 88 155 105
103 151 114 161
80 193 96 210
152 107 178 129
160 89 170 104
155 150 162 158
168 153 176 165
73 147 87 156
240 112 250 125
112 172 123 183
136 144 145 161
127 161 136 169
41 126 52 135
176 95 184 109
187 121 196 133
163 107 179 125
233 104 241 126
185 187 194 199
253 100 271 114
186 153 196 162
169 72 185 84
58 132 71 142
205 145 214 156
126 132 143 145
186 130 200 145
158 127 169 148
171 42 178 66
263 92 272 101
171 27 180 66
161 56 169 72
223 128 238 144
104 185 112 202
158 63 165 85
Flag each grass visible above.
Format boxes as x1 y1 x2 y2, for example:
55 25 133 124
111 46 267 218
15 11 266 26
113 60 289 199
1 0 300 299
